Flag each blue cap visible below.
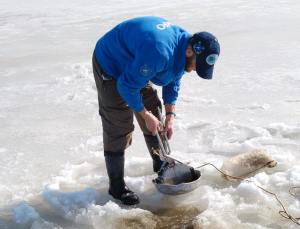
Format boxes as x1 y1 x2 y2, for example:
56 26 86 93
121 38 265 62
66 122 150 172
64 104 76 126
189 32 220 79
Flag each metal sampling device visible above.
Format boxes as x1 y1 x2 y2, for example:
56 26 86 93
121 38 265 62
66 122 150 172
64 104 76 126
152 108 202 195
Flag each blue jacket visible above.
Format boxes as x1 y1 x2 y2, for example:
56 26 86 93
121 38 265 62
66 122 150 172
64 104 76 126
94 16 191 112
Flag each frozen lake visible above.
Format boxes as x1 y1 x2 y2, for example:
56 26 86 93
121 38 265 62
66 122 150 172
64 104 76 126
0 0 300 228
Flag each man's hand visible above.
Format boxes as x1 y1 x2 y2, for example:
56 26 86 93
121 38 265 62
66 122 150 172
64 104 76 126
139 108 161 136
161 114 174 139
161 103 175 140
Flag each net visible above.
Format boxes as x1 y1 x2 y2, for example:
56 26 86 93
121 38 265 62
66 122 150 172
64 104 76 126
221 149 277 180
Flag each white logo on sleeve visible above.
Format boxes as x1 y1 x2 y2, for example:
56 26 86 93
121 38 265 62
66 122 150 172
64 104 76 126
140 64 153 76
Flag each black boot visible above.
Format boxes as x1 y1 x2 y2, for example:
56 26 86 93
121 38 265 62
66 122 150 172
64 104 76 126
144 134 167 172
104 151 140 205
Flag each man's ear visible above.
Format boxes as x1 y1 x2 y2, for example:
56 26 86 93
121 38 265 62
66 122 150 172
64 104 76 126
186 48 194 58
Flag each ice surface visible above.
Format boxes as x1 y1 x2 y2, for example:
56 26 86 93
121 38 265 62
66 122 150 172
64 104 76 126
13 201 39 224
1 0 300 228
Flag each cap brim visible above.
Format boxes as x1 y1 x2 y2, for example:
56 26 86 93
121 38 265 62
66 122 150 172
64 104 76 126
196 58 214 80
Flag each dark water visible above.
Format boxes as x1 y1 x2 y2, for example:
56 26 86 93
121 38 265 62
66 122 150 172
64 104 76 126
0 196 203 229
115 206 202 229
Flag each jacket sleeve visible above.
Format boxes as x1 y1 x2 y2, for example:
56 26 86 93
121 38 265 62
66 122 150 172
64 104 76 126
162 74 182 105
117 43 167 112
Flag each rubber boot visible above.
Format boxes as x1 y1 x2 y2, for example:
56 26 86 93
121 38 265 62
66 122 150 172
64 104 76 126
104 151 140 205
144 134 167 172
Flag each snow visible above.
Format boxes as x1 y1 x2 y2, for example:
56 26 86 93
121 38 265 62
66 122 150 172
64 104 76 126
1 0 300 228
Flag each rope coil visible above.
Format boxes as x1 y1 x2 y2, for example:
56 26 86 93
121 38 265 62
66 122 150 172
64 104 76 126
195 163 300 225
